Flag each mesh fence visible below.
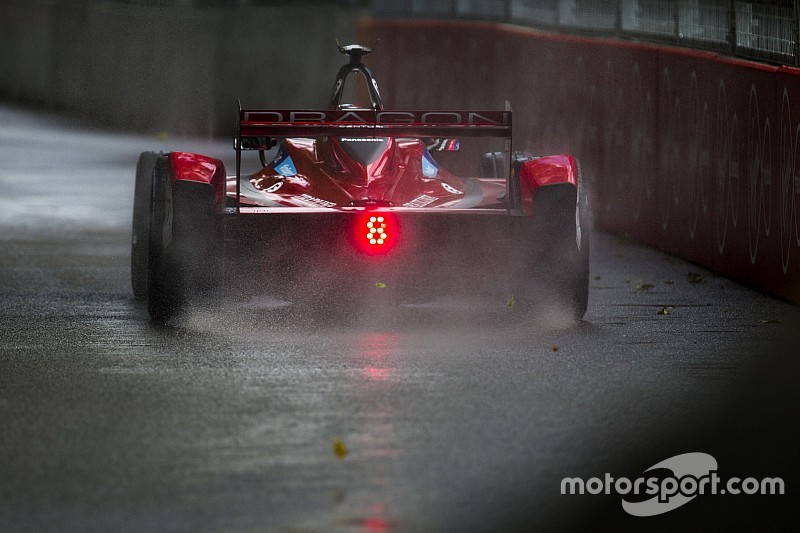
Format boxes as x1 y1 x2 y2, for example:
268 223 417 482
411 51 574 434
735 1 796 61
374 0 800 65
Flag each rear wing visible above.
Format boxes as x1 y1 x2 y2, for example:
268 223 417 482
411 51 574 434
237 109 511 141
234 107 514 209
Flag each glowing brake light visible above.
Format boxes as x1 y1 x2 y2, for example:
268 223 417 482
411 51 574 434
353 212 397 255
366 216 388 245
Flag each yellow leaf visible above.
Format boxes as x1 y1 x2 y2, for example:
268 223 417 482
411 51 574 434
507 294 516 308
657 306 673 315
375 282 387 289
333 439 348 459
157 131 169 141
687 272 705 284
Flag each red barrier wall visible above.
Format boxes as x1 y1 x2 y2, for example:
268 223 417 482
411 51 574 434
361 19 800 303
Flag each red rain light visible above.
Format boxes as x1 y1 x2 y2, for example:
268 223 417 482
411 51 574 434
352 211 398 255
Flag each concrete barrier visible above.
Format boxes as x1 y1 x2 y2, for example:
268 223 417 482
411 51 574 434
360 19 800 303
0 1 366 136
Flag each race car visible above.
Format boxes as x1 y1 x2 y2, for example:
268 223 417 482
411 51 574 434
131 43 589 320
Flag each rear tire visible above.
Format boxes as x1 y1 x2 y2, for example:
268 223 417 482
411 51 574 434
518 161 590 319
131 151 159 299
569 163 590 317
147 156 220 320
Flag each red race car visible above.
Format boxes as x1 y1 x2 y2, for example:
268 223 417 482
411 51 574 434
131 44 589 320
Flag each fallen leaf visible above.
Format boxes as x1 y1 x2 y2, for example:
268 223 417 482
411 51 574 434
158 131 169 141
507 294 516 308
657 306 674 315
760 319 781 324
687 272 706 284
551 345 559 352
665 280 675 285
333 439 348 459
375 282 387 289
634 280 654 291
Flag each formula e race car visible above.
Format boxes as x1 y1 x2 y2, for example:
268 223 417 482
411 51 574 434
131 44 589 320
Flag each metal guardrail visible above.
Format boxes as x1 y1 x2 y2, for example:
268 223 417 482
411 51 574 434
373 0 800 66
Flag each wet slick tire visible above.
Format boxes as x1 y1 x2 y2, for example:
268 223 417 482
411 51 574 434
519 162 590 320
147 155 219 321
131 151 159 299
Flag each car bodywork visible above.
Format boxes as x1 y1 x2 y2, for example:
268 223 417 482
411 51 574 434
132 44 589 320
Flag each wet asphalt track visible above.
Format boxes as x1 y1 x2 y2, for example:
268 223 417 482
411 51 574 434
1 106 798 532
